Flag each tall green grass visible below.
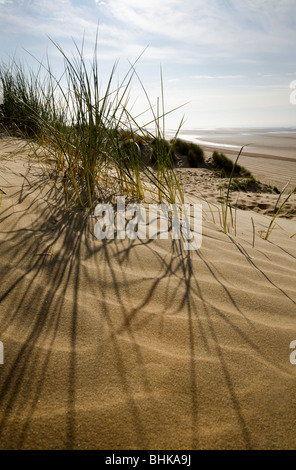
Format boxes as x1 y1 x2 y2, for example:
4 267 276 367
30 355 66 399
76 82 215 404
129 64 185 205
0 59 65 138
212 150 252 178
264 184 296 240
172 138 205 168
219 146 246 234
0 37 185 209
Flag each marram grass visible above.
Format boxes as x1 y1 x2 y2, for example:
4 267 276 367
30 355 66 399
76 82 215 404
219 145 246 234
0 37 185 210
264 184 296 240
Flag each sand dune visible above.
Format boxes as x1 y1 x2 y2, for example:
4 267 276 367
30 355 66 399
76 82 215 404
0 137 296 450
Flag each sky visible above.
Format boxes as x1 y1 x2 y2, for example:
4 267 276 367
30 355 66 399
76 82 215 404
0 0 296 130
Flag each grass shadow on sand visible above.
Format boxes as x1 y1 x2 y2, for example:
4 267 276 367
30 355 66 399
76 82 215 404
0 150 296 449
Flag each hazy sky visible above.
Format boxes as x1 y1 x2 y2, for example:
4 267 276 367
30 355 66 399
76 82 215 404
1 0 296 129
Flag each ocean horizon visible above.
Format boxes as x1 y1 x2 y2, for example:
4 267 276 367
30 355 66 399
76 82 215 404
165 127 296 159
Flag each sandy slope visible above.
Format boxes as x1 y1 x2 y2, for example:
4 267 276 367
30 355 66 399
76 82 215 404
0 138 296 450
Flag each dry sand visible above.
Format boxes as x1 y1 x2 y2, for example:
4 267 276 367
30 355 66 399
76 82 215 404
0 137 296 450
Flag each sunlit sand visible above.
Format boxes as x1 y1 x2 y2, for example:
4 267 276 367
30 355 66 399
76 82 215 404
0 135 295 450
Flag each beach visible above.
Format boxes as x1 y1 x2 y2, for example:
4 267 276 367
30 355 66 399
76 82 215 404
0 134 296 450
172 128 296 190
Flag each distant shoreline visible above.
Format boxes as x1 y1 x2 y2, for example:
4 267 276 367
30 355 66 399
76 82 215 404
165 128 296 190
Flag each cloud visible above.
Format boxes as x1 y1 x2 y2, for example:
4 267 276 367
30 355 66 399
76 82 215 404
100 0 296 64
168 78 180 83
193 75 244 80
0 0 121 55
0 0 295 128
1 0 296 67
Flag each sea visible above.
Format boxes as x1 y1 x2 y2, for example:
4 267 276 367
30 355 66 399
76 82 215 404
165 127 296 159
164 127 296 189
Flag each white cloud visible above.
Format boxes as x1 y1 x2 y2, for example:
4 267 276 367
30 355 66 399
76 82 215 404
0 0 120 52
193 75 244 80
1 0 296 65
1 0 295 128
100 0 296 61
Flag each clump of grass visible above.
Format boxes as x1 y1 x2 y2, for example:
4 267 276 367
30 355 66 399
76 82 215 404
148 133 182 204
119 139 141 168
231 178 249 192
130 64 185 204
150 137 176 167
219 146 247 234
212 151 233 176
188 145 204 168
172 138 205 168
213 148 258 234
118 128 153 146
0 61 64 138
212 151 252 178
230 177 259 192
172 138 190 155
0 37 185 208
264 184 296 240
